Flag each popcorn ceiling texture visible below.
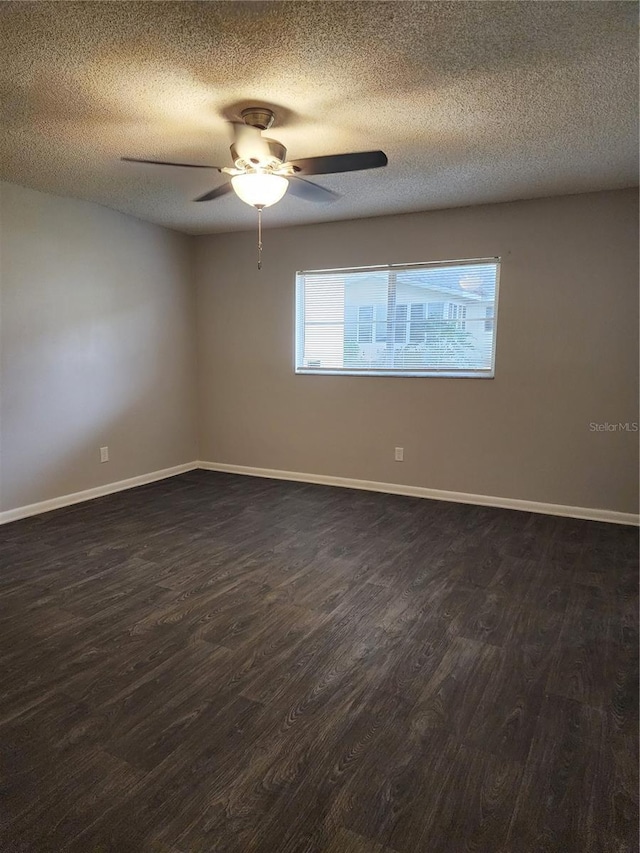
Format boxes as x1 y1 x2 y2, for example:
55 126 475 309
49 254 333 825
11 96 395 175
0 1 637 234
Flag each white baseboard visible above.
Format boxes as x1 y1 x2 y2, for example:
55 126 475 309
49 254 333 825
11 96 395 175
2 459 637 527
0 462 199 525
198 461 639 527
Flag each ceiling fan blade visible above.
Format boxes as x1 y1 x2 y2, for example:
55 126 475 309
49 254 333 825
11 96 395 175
194 183 233 202
287 176 340 204
287 150 388 176
230 122 271 163
121 157 220 169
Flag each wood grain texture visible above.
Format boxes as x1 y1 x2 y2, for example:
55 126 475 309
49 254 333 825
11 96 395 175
0 470 637 852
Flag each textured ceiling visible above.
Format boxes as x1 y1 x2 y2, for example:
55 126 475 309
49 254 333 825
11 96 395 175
0 1 638 234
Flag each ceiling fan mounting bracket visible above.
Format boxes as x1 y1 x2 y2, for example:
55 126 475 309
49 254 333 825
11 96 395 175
240 107 276 131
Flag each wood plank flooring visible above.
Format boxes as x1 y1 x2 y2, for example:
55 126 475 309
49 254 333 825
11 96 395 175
0 470 637 852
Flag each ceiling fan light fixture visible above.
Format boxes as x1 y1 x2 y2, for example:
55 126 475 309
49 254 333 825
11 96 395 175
231 172 288 208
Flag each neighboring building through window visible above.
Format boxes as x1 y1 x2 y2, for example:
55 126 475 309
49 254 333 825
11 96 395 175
295 258 500 377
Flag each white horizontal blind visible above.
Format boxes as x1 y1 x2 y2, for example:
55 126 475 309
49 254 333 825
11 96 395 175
295 258 500 377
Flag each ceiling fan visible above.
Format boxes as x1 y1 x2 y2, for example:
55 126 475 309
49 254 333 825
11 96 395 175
122 106 388 266
123 107 387 206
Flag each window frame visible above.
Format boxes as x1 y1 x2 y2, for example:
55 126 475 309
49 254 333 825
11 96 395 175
294 257 501 379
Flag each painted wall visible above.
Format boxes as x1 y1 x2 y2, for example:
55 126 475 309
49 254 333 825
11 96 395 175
0 181 198 511
194 189 639 515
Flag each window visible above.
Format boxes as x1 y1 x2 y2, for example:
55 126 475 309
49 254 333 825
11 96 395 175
447 303 467 329
409 303 426 344
485 305 494 332
394 304 408 344
357 306 374 343
374 305 387 343
295 258 500 377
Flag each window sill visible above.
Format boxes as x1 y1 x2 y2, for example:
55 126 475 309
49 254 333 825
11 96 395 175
294 369 495 379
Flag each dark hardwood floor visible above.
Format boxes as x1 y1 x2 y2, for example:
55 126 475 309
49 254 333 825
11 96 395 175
0 470 637 852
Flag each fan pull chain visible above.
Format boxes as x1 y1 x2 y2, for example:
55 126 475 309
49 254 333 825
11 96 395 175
256 205 264 270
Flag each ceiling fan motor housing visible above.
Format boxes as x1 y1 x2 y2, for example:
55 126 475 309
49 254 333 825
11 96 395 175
230 139 287 170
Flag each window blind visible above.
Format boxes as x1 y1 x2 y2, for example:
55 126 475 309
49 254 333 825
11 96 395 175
295 258 500 377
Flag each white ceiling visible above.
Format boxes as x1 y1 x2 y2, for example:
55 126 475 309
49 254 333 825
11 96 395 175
0 1 637 234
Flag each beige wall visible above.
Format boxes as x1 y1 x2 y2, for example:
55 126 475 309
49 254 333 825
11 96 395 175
1 184 636 517
194 189 639 515
0 181 198 511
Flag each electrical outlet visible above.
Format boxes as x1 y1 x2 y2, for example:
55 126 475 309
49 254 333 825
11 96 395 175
395 447 404 462
100 446 109 463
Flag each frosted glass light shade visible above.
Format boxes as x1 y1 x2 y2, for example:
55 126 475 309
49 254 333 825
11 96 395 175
231 173 288 208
